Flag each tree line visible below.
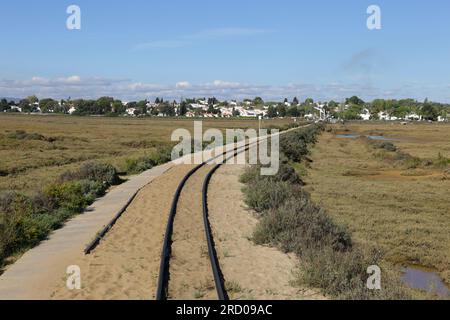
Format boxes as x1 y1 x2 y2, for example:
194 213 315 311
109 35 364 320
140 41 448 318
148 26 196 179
1 95 449 121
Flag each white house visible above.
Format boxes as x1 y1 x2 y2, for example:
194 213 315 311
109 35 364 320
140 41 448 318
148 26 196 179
378 111 390 120
220 107 233 117
190 103 206 110
126 108 137 116
68 106 77 114
359 108 371 121
10 106 22 113
405 113 421 121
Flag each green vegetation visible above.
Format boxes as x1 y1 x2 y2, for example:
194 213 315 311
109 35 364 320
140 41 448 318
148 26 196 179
0 162 120 269
0 115 296 271
366 137 450 171
240 124 412 299
122 145 172 175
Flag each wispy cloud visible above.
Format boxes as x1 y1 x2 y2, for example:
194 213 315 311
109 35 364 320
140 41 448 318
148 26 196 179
133 27 272 51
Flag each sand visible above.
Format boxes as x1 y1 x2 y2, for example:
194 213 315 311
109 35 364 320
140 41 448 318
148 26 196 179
51 164 195 300
167 165 217 300
208 164 326 300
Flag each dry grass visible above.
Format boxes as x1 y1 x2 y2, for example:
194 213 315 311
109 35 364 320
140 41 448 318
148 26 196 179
305 122 450 286
0 114 294 193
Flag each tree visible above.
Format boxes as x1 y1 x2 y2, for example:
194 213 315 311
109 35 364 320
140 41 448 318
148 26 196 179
267 106 277 118
137 100 148 115
328 100 338 109
39 98 60 113
277 104 287 117
27 95 39 104
346 96 365 106
287 106 300 117
305 98 314 105
207 104 215 114
341 108 362 120
159 103 175 117
19 99 32 112
95 97 114 114
253 97 264 106
179 101 188 116
112 100 125 114
293 97 299 105
208 97 218 105
155 97 160 104
0 99 9 112
421 103 439 121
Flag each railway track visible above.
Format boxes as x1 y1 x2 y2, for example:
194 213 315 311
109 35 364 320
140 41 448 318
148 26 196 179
156 144 251 300
83 125 307 300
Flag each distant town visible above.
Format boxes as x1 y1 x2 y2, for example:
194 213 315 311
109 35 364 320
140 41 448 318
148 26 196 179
1 95 449 122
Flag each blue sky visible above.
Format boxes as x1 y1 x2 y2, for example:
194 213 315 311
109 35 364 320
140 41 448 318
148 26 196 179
1 0 450 102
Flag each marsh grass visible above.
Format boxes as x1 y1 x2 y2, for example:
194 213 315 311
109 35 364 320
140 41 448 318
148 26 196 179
305 124 450 291
0 115 295 192
241 124 413 299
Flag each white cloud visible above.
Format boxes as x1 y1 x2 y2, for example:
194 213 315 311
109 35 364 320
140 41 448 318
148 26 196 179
211 80 241 89
176 81 191 89
65 75 82 83
1 76 448 102
133 27 272 51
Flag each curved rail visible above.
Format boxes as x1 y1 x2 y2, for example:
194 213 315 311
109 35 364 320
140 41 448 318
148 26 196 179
155 161 207 300
202 146 251 300
155 143 251 300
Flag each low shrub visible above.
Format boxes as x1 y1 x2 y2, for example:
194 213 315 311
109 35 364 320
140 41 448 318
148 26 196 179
299 246 411 300
6 130 46 141
152 145 173 164
239 165 260 184
0 158 129 268
433 153 450 169
240 156 303 186
124 157 154 175
123 144 174 175
280 134 309 162
375 141 397 152
253 198 352 254
242 179 301 213
273 155 304 185
60 162 120 187
43 181 90 213
280 125 324 163
0 191 61 263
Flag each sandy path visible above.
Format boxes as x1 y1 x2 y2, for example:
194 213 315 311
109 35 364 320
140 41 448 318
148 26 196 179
167 165 217 300
51 164 195 300
208 164 326 300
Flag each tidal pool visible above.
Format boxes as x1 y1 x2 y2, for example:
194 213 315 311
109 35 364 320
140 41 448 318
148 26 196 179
401 266 450 297
336 134 397 141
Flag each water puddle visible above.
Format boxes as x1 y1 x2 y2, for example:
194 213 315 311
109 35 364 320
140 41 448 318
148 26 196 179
367 135 395 141
336 134 397 141
336 134 359 139
401 266 450 297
